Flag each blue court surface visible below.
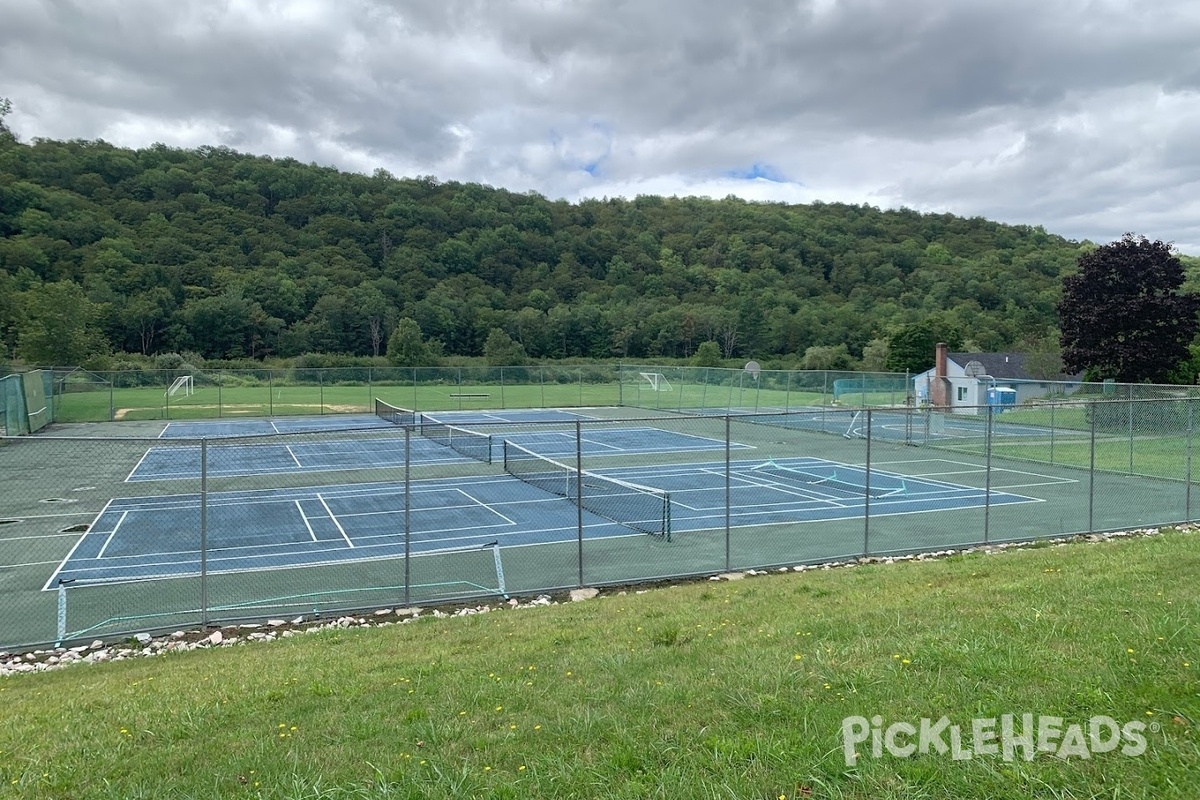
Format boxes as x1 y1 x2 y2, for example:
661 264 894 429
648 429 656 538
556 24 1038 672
127 426 750 482
157 409 597 439
49 457 1037 586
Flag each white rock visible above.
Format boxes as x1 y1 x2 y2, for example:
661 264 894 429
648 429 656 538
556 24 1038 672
716 572 746 581
291 616 305 625
570 588 599 602
134 633 152 645
206 630 224 646
170 631 187 640
374 608 393 616
267 619 286 627
90 640 105 649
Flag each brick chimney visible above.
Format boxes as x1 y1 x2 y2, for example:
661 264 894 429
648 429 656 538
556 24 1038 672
931 342 950 408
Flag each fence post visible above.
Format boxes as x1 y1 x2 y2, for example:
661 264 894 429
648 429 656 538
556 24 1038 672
319 370 324 416
108 374 114 422
575 419 584 587
1050 401 1056 465
1088 404 1097 533
1128 388 1134 475
863 409 872 557
1187 401 1194 522
784 371 792 413
269 371 274 417
499 367 505 409
200 437 209 628
404 426 411 608
701 368 709 411
216 372 222 418
984 408 993 545
725 414 731 572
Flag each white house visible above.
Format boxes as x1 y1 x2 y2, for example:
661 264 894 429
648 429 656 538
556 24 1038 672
912 345 1082 414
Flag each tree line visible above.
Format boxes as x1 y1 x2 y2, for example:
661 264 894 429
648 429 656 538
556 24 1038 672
0 110 1103 372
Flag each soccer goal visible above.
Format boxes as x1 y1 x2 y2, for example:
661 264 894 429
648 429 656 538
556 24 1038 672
639 372 673 392
166 375 194 398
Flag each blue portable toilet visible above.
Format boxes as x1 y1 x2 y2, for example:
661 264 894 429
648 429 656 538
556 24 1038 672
986 387 1017 413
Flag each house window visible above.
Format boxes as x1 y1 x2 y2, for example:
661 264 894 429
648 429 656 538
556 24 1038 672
957 386 968 402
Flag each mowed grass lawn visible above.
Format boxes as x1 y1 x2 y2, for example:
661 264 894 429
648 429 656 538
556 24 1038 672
1 533 1197 799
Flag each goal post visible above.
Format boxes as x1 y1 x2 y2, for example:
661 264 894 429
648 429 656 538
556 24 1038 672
639 372 672 392
166 375 194 397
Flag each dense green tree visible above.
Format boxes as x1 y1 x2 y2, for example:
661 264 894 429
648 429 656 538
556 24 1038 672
16 281 108 364
483 328 527 366
885 319 964 374
386 318 439 367
691 340 723 367
0 134 1106 366
1058 235 1200 383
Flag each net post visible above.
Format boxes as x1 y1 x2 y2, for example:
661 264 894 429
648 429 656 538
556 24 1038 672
724 414 731 572
863 409 871 557
984 406 993 545
200 437 209 628
491 543 508 599
1088 403 1097 533
575 419 584 588
55 579 72 647
404 426 411 608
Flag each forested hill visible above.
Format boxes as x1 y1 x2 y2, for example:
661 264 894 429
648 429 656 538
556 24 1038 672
0 134 1086 367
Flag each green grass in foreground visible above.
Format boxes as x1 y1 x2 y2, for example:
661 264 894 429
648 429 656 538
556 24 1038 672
1 534 1197 799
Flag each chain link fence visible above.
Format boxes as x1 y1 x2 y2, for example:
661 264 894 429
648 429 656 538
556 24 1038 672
1 397 1196 650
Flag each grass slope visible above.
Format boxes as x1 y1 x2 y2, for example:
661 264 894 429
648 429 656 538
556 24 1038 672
1 534 1197 799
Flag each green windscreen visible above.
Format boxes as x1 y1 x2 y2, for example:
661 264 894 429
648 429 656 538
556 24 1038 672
22 370 51 433
1 374 29 435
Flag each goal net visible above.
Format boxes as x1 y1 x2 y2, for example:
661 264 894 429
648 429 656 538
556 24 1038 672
639 372 672 392
167 375 194 397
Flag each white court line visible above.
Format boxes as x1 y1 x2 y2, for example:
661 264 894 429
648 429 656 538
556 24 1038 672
125 446 157 482
453 488 517 524
96 510 129 559
285 445 303 468
296 500 316 541
317 494 353 548
157 424 171 439
41 498 114 591
270 420 282 434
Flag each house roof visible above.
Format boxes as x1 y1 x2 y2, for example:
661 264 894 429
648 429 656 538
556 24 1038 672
948 352 1080 382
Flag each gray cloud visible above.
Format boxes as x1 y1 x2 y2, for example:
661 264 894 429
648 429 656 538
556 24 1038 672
4 0 1200 250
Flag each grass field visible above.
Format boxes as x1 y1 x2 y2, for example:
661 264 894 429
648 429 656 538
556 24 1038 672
1 532 1196 799
53 382 625 422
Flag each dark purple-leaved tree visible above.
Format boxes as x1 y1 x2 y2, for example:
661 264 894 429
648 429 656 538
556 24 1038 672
1058 235 1200 383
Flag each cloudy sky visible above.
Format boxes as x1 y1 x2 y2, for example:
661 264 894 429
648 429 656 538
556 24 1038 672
4 0 1200 251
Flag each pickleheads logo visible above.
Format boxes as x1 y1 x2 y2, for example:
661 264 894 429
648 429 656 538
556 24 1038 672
841 714 1150 766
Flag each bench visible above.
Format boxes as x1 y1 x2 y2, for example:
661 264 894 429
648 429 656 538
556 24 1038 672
450 393 490 399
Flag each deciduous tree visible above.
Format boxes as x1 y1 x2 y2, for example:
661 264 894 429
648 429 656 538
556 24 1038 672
1058 235 1200 383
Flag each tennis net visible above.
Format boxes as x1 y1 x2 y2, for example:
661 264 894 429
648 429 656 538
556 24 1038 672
750 460 907 498
502 440 671 539
374 398 418 427
418 416 494 464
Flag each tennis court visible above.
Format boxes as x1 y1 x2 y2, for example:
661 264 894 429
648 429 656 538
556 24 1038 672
128 425 749 481
49 455 1035 586
686 406 1089 443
